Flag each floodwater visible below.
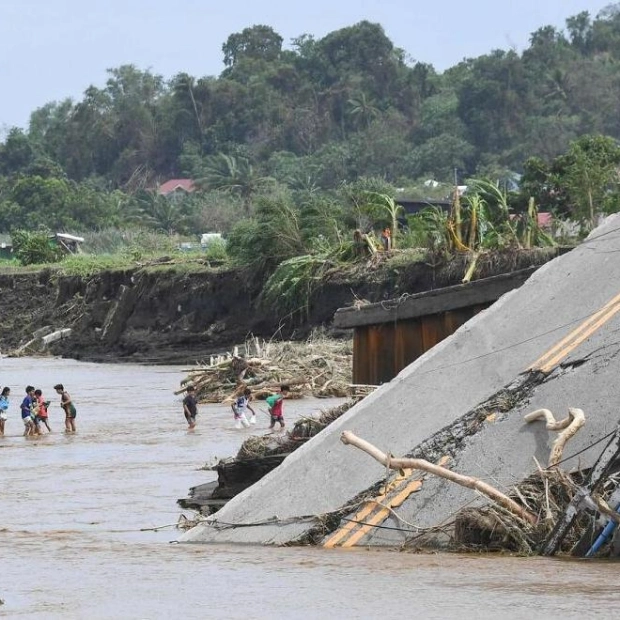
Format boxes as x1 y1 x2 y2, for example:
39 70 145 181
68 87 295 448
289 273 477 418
0 357 618 619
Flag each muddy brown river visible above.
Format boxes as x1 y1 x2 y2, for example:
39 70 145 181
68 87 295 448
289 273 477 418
0 357 618 619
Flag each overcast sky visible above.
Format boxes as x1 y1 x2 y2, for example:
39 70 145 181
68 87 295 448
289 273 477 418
0 0 612 131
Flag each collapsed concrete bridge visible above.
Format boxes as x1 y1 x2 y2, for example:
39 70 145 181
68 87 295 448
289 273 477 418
180 215 620 548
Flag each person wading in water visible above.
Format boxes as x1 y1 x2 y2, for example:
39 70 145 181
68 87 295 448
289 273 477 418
54 384 77 433
183 385 198 430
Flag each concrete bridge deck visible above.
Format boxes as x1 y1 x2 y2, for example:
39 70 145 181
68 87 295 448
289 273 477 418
180 215 620 546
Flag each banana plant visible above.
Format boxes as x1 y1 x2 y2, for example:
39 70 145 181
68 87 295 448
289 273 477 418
364 192 404 249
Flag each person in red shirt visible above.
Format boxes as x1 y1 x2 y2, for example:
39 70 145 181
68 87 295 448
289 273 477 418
266 384 290 431
34 389 51 433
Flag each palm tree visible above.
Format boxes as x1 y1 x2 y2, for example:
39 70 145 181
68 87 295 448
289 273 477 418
347 93 379 129
196 153 272 214
468 179 521 248
130 190 190 234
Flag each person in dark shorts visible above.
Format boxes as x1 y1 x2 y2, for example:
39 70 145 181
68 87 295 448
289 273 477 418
183 385 198 429
266 384 290 431
20 385 37 437
54 384 76 433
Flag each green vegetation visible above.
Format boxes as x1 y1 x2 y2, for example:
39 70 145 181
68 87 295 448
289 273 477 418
2 7 620 315
261 241 358 320
11 230 63 265
0 229 218 275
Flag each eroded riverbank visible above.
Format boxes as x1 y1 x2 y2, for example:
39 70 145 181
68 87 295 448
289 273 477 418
0 249 561 365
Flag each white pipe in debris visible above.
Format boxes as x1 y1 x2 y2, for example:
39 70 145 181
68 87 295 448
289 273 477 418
524 407 585 466
340 430 537 525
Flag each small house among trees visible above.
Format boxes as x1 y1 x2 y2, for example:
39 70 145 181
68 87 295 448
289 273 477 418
158 179 195 197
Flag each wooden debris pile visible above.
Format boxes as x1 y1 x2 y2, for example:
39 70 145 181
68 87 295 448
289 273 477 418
178 335 372 403
445 407 620 555
452 468 581 554
237 399 360 460
341 406 607 556
453 468 620 557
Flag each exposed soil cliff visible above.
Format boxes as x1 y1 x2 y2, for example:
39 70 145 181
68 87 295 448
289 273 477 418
0 249 561 365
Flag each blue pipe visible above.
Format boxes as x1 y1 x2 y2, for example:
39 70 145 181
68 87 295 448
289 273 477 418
585 502 620 558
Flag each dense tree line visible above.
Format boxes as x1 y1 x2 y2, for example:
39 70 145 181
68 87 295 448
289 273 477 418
1 6 620 240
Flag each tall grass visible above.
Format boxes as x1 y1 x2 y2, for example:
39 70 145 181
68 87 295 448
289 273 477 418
82 228 181 255
0 228 230 277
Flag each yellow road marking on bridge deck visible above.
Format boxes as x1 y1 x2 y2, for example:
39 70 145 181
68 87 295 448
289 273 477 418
390 478 425 508
528 291 620 373
322 469 411 549
339 480 423 548
323 456 450 548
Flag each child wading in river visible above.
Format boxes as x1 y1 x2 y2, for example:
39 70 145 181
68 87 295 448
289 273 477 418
20 385 37 437
54 384 76 433
34 389 52 433
183 385 198 429
231 387 256 429
0 386 10 436
266 384 290 431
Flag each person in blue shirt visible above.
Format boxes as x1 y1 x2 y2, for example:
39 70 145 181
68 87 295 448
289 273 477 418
20 385 36 437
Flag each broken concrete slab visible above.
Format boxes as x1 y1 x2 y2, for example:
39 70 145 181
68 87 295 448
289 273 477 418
180 215 620 546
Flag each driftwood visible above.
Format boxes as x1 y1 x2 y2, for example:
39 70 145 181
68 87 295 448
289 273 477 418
524 407 586 466
178 335 355 402
340 430 537 525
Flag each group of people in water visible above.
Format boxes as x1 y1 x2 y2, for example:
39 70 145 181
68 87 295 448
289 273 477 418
182 384 291 432
0 383 76 437
3 378 288 437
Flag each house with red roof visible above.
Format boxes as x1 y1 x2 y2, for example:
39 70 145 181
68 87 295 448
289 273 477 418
158 179 195 196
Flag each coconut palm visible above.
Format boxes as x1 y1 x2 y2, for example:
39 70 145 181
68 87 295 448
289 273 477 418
196 153 273 214
347 92 379 129
130 190 191 234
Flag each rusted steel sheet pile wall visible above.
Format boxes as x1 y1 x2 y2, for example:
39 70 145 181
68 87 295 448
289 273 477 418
335 268 538 386
353 306 488 385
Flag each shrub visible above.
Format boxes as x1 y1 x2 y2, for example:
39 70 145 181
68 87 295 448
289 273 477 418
11 230 63 266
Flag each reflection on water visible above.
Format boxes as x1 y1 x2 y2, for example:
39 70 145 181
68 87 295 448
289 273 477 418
0 357 618 619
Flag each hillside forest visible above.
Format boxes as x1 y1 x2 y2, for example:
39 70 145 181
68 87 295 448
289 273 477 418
2 5 620 277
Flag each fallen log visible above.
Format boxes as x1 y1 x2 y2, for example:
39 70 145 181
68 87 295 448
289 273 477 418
340 430 537 525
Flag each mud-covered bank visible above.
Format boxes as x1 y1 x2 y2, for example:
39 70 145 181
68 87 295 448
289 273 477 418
0 266 267 363
0 249 560 364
